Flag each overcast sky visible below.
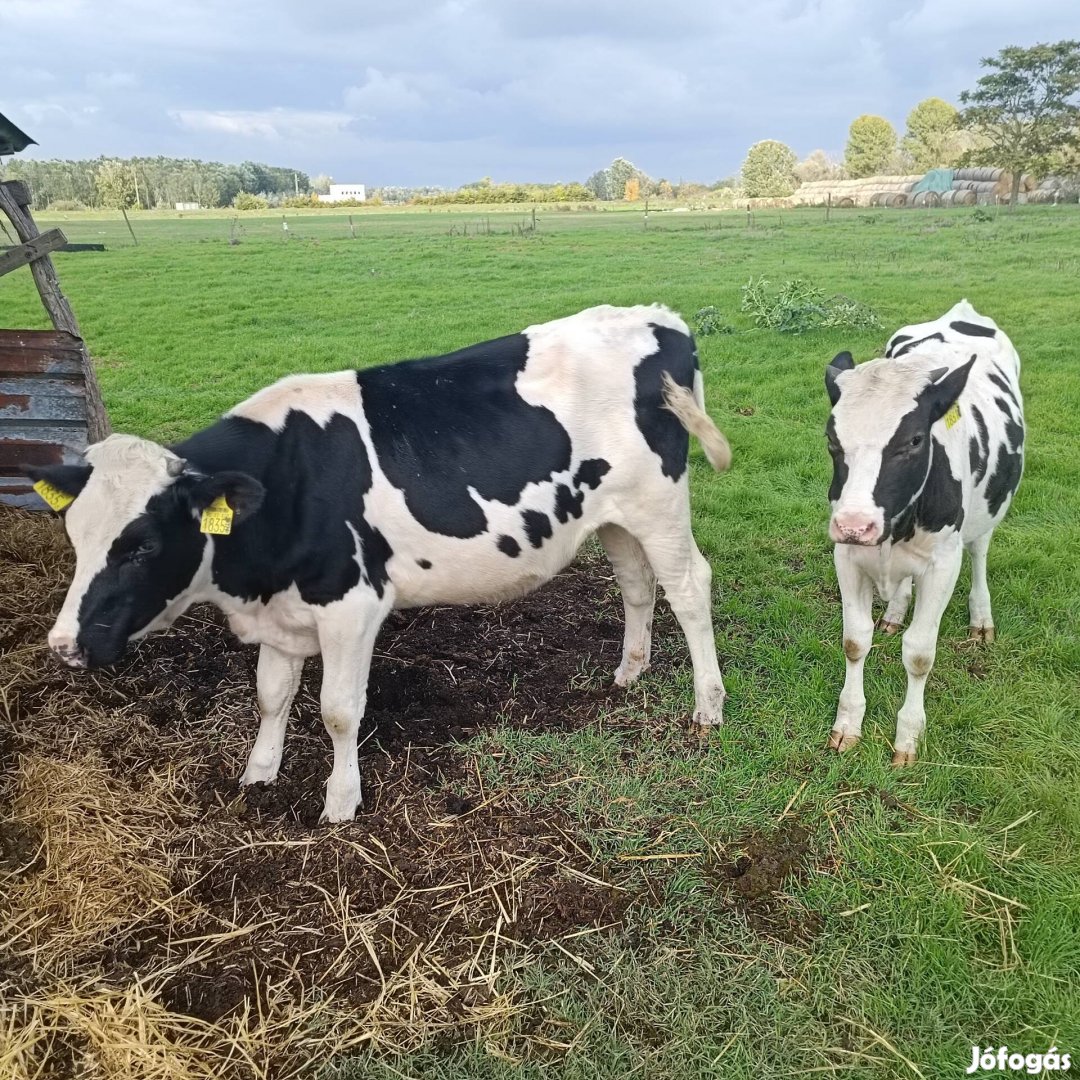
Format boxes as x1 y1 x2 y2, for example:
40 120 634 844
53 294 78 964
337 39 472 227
1 0 1075 188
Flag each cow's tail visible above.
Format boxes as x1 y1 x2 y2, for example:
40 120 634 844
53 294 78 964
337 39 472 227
661 371 731 473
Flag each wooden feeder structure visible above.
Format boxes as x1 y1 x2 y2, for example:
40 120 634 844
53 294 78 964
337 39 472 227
1 113 110 508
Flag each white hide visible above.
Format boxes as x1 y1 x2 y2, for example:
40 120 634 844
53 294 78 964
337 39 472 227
828 300 1024 763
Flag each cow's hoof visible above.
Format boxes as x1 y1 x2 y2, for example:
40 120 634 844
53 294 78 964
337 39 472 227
877 619 902 635
240 762 279 786
968 625 995 643
320 786 362 823
891 750 918 767
827 730 860 752
614 659 649 687
689 716 721 740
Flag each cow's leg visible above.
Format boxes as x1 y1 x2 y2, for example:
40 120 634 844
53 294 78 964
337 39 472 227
966 531 995 642
315 593 391 823
597 523 657 686
240 644 304 785
828 547 874 752
877 576 912 635
634 526 725 733
894 539 963 765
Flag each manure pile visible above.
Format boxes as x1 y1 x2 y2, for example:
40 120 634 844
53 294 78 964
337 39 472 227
0 507 655 1077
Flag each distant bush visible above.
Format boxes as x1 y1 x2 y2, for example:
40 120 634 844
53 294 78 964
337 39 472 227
741 277 881 333
47 199 86 211
414 180 593 205
232 192 269 210
282 193 321 208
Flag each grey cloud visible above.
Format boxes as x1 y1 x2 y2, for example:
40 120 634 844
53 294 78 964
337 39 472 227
1 0 1076 187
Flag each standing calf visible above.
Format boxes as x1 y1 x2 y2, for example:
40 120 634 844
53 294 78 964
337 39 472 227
823 300 1024 763
27 305 731 821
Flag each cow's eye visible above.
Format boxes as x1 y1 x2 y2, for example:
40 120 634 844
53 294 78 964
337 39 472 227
910 434 924 449
128 540 158 562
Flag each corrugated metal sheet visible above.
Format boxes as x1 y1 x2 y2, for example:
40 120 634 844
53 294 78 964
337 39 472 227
0 329 91 509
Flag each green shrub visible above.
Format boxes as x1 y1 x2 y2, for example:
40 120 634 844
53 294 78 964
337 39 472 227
693 307 735 336
48 199 86 211
740 277 881 333
232 192 269 211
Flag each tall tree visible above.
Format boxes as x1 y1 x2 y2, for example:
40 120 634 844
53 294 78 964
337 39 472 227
741 140 798 197
959 40 1080 207
844 115 898 178
794 149 843 183
903 97 962 169
94 159 137 209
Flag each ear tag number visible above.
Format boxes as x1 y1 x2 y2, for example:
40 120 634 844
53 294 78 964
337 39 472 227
33 480 75 511
943 403 962 430
200 495 234 535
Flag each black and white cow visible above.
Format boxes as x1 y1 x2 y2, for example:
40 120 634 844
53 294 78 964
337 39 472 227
823 299 1024 764
27 304 731 821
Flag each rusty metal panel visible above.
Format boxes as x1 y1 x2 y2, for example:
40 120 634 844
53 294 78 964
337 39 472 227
0 328 92 508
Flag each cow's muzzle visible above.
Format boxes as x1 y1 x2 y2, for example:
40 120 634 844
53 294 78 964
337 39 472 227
48 632 89 669
830 512 882 546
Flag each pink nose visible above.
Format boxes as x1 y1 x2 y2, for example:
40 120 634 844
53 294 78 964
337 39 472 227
830 513 881 545
48 629 87 668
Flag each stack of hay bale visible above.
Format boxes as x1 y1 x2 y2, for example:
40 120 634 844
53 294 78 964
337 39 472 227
1028 177 1080 204
792 176 922 208
943 168 1038 205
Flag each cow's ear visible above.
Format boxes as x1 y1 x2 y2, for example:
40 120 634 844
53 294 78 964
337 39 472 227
825 352 855 406
185 471 265 523
923 355 977 423
22 463 93 510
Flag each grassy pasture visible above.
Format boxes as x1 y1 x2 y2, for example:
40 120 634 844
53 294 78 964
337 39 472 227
2 204 1080 1078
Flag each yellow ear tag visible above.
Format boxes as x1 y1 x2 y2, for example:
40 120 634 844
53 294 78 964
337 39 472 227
944 403 962 430
200 495 234 536
33 479 75 511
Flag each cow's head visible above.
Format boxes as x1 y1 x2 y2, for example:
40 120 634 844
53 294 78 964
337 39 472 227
824 351 974 545
26 434 263 669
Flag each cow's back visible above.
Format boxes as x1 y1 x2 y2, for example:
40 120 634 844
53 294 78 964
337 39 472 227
886 301 1024 541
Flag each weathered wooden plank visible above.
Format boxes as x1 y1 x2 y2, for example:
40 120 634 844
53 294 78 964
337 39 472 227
0 328 85 352
0 228 67 279
0 423 87 465
1 243 106 253
0 184 81 336
0 180 32 208
0 185 110 443
0 376 86 397
0 355 85 377
0 331 85 377
0 383 87 422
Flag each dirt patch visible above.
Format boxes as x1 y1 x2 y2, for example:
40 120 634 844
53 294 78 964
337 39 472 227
0 506 673 1076
711 818 821 944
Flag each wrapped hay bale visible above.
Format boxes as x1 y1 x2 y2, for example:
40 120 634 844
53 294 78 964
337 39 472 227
911 190 941 208
941 189 977 206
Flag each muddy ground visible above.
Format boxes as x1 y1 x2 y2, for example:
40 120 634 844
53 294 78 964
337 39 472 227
0 507 817 1074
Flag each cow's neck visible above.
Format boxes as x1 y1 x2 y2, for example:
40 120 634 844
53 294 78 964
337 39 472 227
173 417 302 605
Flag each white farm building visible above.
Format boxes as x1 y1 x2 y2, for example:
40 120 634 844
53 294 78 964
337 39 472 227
319 184 366 203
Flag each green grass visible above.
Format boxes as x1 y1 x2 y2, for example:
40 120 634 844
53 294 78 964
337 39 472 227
4 204 1080 1078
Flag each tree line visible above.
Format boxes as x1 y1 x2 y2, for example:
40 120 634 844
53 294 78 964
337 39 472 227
0 156 311 211
740 40 1080 199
